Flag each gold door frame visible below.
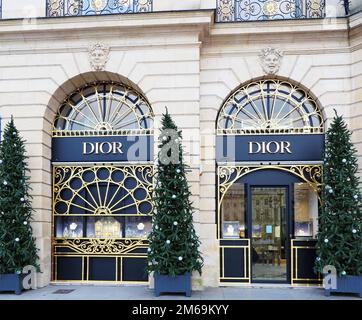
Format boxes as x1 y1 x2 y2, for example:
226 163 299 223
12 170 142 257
217 164 322 285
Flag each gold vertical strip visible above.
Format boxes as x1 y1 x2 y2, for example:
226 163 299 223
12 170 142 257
222 247 225 278
248 239 251 283
54 256 57 281
82 256 84 281
115 257 118 282
120 257 123 283
87 257 89 281
295 247 298 282
217 168 220 240
291 239 294 285
243 247 246 279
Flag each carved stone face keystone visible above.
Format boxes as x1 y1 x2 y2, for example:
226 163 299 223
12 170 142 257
259 48 283 75
88 43 110 71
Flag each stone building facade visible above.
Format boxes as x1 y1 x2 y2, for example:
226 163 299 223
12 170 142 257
0 0 362 288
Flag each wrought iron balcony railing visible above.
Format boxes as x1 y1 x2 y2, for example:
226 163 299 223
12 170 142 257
216 0 326 22
46 0 153 17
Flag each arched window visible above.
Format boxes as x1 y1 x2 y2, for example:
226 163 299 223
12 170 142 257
53 82 154 136
217 79 324 135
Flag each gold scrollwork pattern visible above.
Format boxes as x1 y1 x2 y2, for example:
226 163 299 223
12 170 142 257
217 79 324 135
53 82 154 137
54 238 147 255
53 165 154 216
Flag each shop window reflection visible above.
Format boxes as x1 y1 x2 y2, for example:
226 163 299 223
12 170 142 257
294 183 319 238
222 184 246 238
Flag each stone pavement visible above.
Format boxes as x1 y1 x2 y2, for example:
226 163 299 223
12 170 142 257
0 284 360 300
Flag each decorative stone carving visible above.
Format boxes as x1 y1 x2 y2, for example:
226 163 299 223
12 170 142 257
259 47 283 75
88 42 110 71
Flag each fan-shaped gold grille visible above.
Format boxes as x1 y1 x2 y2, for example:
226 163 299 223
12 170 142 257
53 82 154 137
217 79 324 135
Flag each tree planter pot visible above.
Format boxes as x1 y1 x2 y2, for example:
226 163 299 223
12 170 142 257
325 275 362 298
0 274 24 295
154 272 191 297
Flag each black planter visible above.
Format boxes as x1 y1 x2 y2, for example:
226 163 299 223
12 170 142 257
0 274 24 295
154 272 191 297
325 275 362 298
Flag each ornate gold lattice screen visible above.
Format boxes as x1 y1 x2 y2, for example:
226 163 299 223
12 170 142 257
51 82 154 283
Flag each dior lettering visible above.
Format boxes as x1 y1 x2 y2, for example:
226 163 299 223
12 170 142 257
83 142 123 155
248 141 292 154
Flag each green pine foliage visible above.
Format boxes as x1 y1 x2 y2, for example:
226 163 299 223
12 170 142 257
315 112 362 276
147 110 203 276
0 117 39 274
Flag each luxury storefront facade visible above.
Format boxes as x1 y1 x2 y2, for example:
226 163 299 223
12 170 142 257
216 79 324 284
0 2 362 288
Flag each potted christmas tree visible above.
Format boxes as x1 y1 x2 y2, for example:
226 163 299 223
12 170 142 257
147 110 203 297
0 117 39 295
315 112 362 297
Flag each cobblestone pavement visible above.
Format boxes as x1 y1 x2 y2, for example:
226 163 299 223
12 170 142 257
0 284 360 300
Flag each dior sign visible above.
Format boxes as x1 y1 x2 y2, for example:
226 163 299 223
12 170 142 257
216 134 324 162
248 141 292 154
83 142 123 155
52 136 153 162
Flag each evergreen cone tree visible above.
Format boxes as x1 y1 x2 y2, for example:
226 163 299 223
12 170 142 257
315 112 362 276
147 109 203 276
0 117 39 274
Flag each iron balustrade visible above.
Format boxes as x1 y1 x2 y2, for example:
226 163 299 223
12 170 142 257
216 0 326 22
46 0 153 17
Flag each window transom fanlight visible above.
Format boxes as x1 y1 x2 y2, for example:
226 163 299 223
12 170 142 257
53 82 154 136
217 79 324 135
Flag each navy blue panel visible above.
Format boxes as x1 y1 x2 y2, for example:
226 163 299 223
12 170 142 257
52 135 153 162
237 169 302 185
88 257 117 281
216 134 324 162
122 258 148 282
223 247 245 278
296 248 319 280
220 239 249 247
56 257 83 281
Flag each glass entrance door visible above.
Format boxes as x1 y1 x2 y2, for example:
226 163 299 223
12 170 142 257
251 187 288 282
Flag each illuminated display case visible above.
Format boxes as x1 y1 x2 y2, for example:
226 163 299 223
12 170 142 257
55 216 84 238
87 217 122 238
295 221 313 238
223 221 240 238
125 216 152 238
55 215 152 239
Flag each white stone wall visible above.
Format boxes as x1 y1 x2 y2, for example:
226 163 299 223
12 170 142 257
349 11 362 180
0 9 362 289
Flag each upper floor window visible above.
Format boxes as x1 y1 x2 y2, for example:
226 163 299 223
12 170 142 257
46 0 153 17
53 82 153 137
217 79 324 135
216 0 326 22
